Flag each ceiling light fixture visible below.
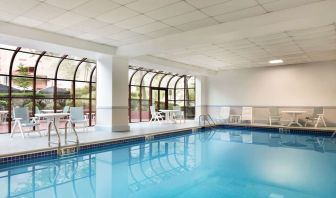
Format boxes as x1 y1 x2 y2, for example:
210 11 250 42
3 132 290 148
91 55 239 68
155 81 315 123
269 59 283 64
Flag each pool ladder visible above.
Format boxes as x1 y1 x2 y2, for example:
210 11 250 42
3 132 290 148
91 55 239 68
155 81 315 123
48 121 80 156
199 114 216 128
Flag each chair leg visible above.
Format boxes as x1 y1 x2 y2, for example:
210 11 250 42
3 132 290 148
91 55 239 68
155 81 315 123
315 117 321 128
18 122 24 139
11 121 18 138
321 116 327 127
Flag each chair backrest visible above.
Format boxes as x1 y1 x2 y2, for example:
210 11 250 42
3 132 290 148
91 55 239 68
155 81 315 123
150 106 156 114
269 107 279 116
219 107 230 119
13 107 30 123
35 106 41 114
70 107 84 121
63 105 70 113
241 107 253 120
313 107 324 117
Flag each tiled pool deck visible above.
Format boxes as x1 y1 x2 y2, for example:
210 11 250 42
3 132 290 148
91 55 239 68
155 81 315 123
0 121 335 158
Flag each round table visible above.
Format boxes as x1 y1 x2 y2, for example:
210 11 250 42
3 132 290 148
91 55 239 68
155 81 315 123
281 110 306 127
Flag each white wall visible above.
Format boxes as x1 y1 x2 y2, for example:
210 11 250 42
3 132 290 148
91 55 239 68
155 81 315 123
207 61 336 106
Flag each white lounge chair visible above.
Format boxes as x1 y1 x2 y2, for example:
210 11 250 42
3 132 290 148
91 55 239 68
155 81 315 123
241 107 253 124
69 107 88 132
269 107 281 126
305 107 326 128
11 107 41 138
149 106 164 124
218 107 230 123
173 106 185 123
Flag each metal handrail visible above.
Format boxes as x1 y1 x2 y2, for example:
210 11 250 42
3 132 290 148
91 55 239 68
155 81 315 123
198 114 216 128
332 131 336 138
64 120 79 145
48 121 61 153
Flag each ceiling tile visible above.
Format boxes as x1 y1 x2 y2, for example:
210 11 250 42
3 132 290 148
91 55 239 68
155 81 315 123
214 6 266 23
96 6 139 23
126 0 179 13
111 0 136 5
262 0 314 12
186 0 230 9
201 0 258 16
12 16 44 27
107 30 142 40
72 0 121 17
45 0 89 10
89 24 126 36
115 14 155 29
22 3 67 21
146 1 195 20
67 18 109 33
146 27 181 38
175 18 218 31
131 22 169 34
162 10 208 26
0 0 41 15
49 12 88 27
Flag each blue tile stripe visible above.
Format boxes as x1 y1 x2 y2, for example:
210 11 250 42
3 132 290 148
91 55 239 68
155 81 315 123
0 126 333 167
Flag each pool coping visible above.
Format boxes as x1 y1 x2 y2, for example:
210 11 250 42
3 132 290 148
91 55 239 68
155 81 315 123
0 123 335 166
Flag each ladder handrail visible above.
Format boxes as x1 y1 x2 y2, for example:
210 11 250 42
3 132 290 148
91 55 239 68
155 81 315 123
198 114 216 128
332 131 336 138
48 121 61 154
64 120 79 145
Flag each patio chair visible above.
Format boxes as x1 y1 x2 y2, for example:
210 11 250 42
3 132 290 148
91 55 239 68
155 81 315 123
173 106 185 123
149 106 164 124
69 107 88 132
218 107 230 123
269 107 281 126
11 107 41 138
61 105 70 120
241 107 253 124
305 107 326 128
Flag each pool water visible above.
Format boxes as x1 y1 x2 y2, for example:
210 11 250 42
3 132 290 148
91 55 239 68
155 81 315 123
1 128 336 198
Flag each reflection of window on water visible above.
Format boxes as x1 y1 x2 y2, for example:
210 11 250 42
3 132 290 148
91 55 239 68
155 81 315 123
0 155 96 197
128 134 200 192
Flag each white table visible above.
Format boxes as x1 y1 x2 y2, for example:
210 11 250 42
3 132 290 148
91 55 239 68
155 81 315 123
159 110 181 123
35 113 70 133
41 109 62 113
281 111 306 127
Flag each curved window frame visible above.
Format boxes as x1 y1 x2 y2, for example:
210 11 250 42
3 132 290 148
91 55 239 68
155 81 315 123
128 66 195 123
0 46 97 133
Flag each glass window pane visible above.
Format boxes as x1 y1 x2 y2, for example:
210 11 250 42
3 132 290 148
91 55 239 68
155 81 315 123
0 75 10 97
141 87 149 100
91 69 97 82
188 76 195 88
91 99 96 125
36 55 60 78
176 89 184 100
168 89 174 100
56 80 72 98
56 99 73 110
151 74 164 87
11 99 33 114
141 100 149 122
187 89 195 101
142 72 155 86
75 99 90 114
12 77 33 96
91 83 96 99
0 48 14 75
131 86 140 99
168 76 180 88
36 79 54 98
176 77 185 89
0 98 9 134
12 51 38 77
129 69 136 83
130 100 140 122
130 70 145 86
75 62 95 81
160 75 172 88
75 82 90 98
57 59 79 80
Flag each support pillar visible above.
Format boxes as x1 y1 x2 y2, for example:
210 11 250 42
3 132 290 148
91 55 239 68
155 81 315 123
195 76 208 120
95 55 130 132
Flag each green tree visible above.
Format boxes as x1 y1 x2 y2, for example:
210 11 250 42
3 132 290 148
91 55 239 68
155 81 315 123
13 64 32 92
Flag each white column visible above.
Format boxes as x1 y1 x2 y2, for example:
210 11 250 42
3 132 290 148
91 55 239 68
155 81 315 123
195 76 208 120
96 55 130 132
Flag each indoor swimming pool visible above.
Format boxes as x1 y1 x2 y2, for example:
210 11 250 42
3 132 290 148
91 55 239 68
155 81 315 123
0 128 336 198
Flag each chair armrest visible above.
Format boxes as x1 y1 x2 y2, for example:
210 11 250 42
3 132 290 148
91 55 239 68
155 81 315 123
13 118 22 121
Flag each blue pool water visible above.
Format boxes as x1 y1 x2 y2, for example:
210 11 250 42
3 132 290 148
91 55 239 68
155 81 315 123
1 128 336 198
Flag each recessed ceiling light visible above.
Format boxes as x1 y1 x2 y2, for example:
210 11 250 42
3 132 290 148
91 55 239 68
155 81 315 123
269 59 283 64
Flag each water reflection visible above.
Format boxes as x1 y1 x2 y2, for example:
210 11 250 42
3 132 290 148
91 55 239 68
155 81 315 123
0 130 335 198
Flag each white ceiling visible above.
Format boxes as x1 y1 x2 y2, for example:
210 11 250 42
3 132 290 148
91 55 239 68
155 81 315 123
0 0 335 71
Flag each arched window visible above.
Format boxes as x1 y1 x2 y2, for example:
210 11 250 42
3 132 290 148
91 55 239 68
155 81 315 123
128 66 195 123
0 44 97 133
